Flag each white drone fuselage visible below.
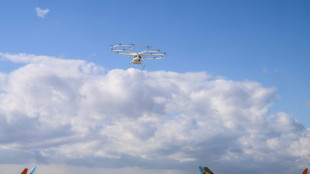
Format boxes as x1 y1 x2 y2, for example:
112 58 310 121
131 53 143 64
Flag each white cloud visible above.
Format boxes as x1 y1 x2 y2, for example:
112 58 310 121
0 53 309 174
303 100 310 107
35 7 49 18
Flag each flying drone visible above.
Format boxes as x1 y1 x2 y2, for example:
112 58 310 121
111 44 165 69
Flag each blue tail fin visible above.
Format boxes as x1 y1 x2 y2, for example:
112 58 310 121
199 166 205 174
29 166 37 174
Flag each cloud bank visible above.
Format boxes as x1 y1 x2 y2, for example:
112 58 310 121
0 53 309 174
35 7 49 18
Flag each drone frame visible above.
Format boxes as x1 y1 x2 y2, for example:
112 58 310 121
111 44 165 69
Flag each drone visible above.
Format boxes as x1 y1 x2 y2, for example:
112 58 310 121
111 44 165 69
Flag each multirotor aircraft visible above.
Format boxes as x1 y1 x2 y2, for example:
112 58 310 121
111 44 165 69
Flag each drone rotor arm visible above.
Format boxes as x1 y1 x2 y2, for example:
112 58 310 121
117 52 132 56
143 57 165 59
118 45 138 54
112 49 133 56
141 53 165 56
111 44 138 55
146 50 160 53
140 51 165 58
138 48 162 55
111 49 131 53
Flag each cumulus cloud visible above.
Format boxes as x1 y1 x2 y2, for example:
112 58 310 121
35 7 49 18
0 53 309 174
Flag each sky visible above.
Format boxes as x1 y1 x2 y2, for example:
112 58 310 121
0 0 309 174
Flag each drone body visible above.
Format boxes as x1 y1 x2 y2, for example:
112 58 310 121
132 54 142 64
111 44 165 69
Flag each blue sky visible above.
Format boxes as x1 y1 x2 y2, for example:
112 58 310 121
1 0 309 126
0 1 310 174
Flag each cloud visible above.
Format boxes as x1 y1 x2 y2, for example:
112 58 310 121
0 53 309 174
35 7 49 18
262 66 269 74
303 100 310 108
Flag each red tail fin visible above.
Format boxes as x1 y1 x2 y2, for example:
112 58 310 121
302 168 308 174
21 168 28 174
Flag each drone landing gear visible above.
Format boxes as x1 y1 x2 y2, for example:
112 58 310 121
128 61 145 70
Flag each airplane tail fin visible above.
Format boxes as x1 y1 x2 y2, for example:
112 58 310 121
29 166 37 174
302 168 308 174
21 168 28 174
199 166 214 174
199 166 205 174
